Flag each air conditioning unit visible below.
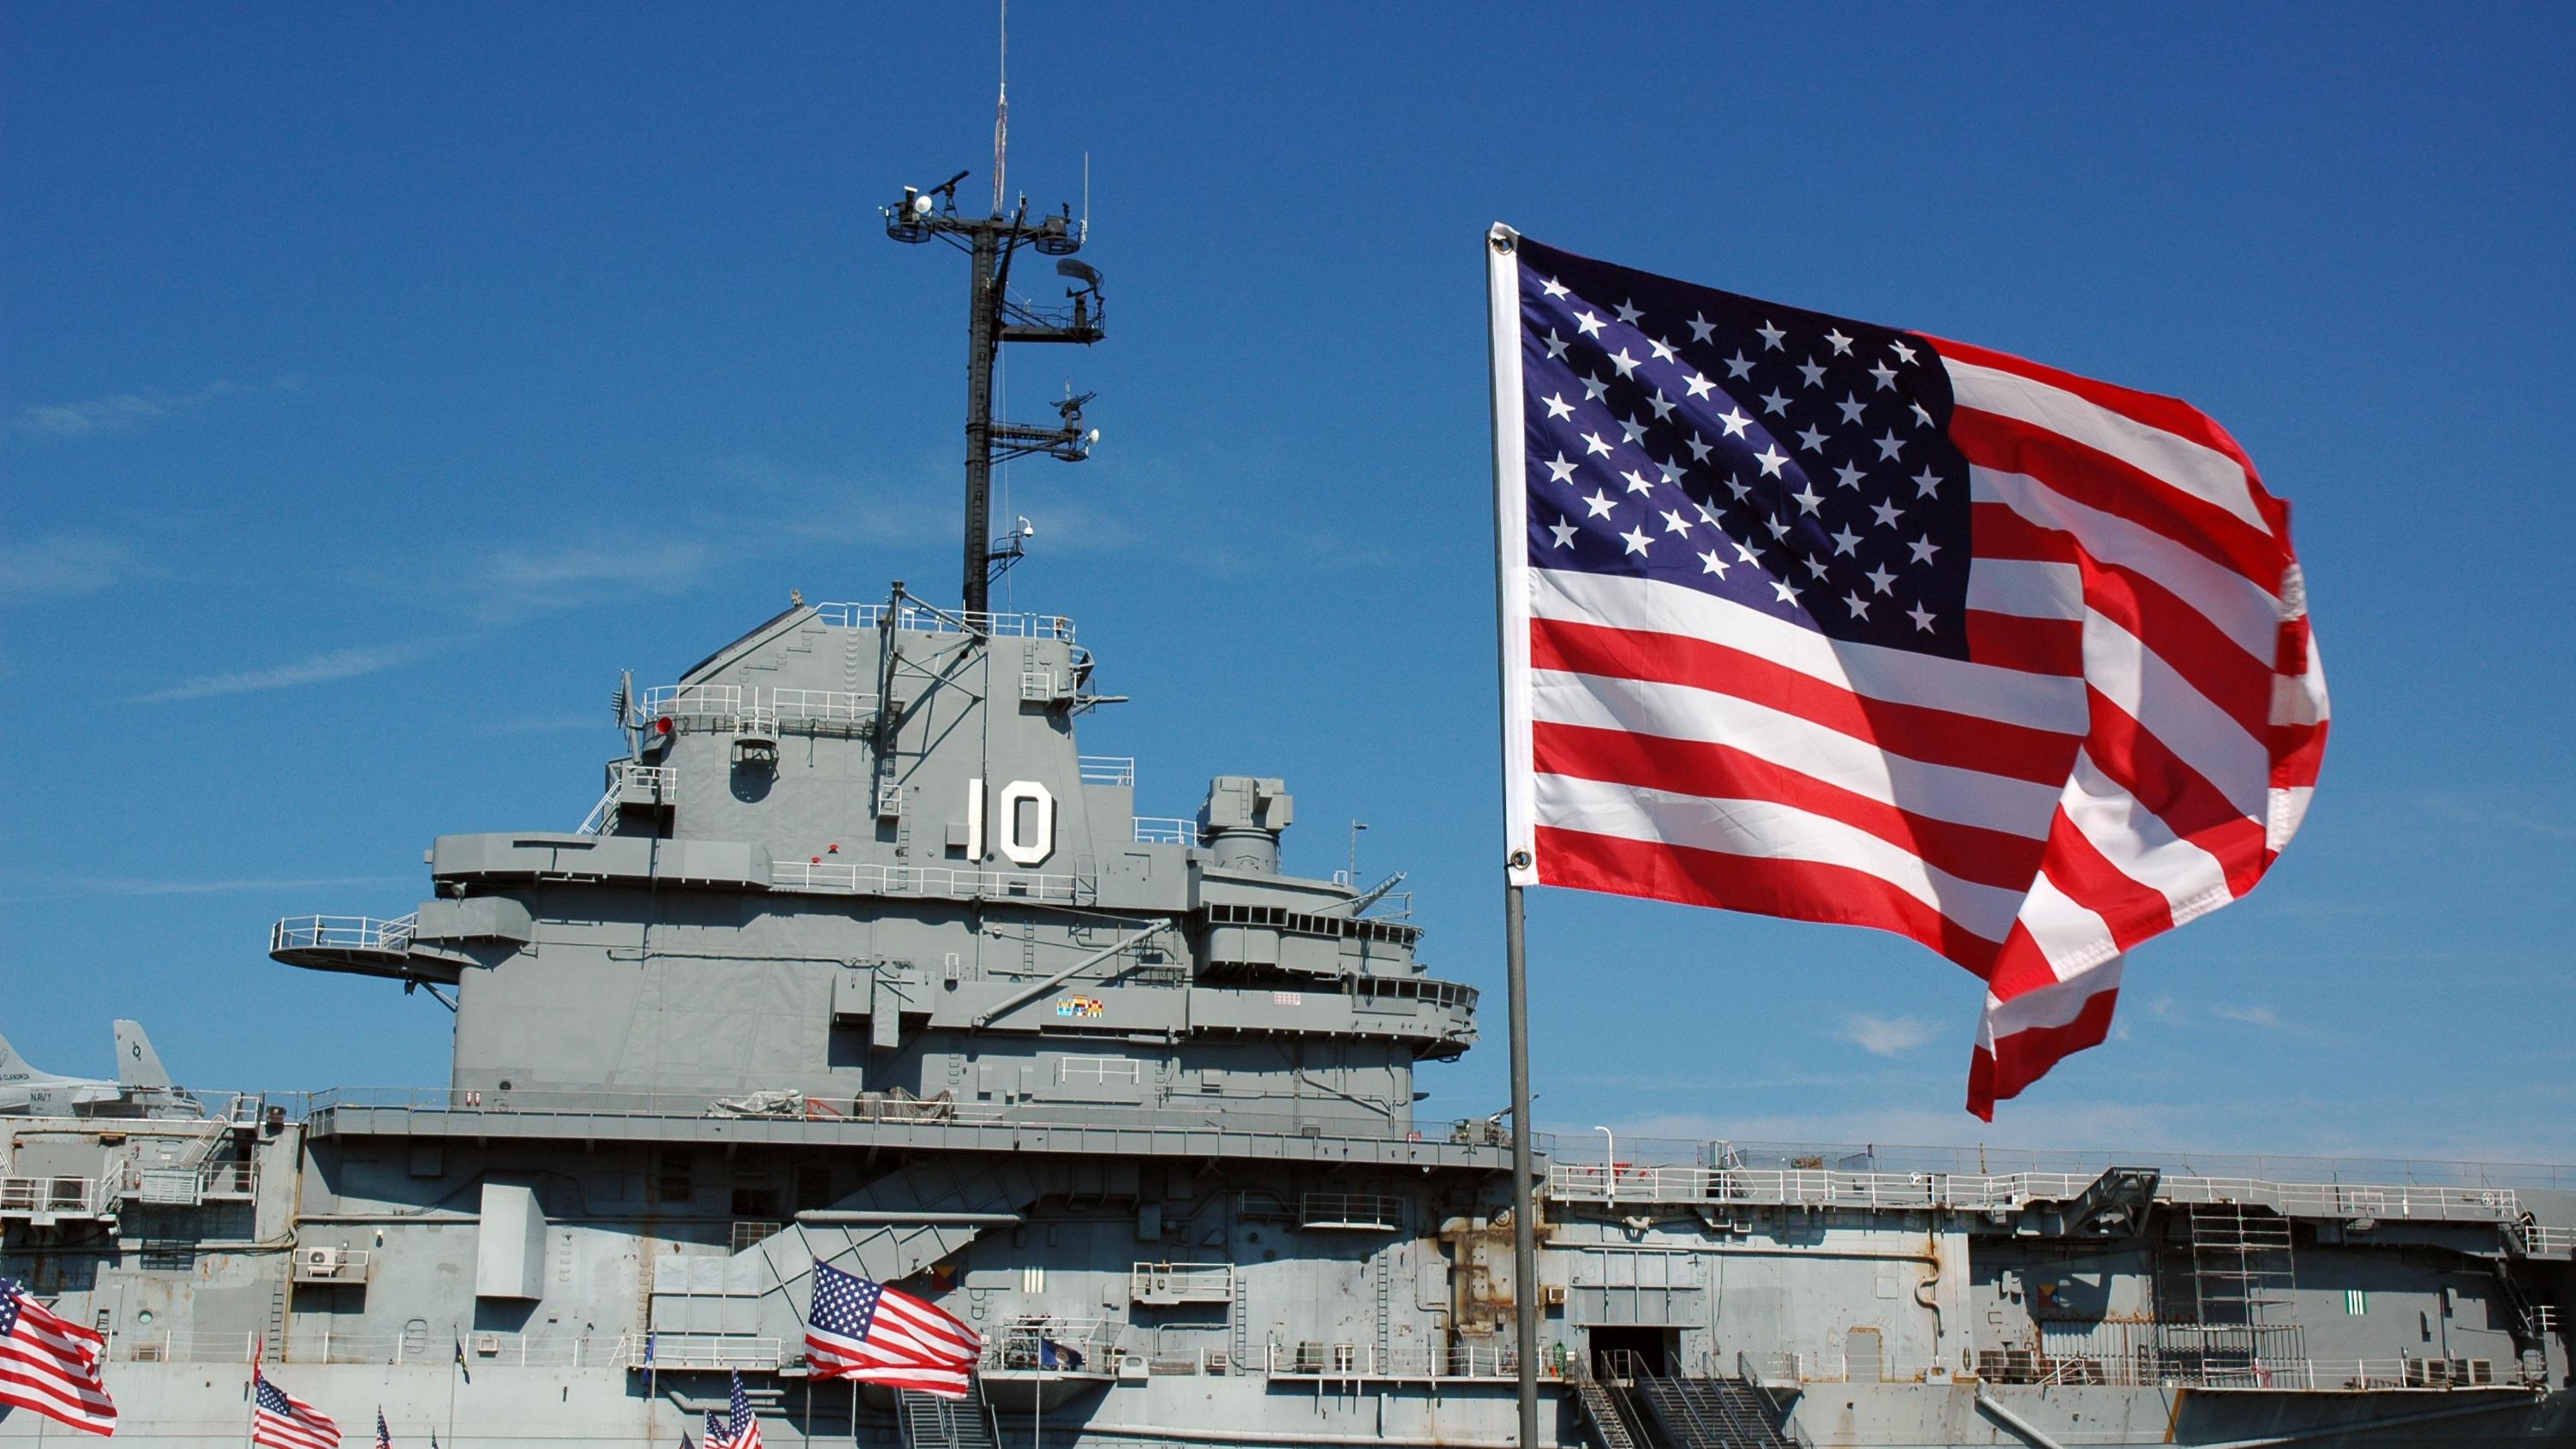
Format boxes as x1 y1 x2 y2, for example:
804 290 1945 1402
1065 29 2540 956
302 1247 344 1274
1541 1284 1569 1308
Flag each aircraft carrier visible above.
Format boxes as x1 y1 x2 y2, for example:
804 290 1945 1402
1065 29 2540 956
5 166 2573 1449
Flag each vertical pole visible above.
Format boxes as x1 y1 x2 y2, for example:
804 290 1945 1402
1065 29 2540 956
1484 222 1542 1447
963 224 1001 617
1504 883 1540 1447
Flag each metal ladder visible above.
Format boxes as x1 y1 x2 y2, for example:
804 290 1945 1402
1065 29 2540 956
1372 1249 1392 1362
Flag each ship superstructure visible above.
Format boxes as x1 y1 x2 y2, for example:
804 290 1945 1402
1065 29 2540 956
5 168 2574 1449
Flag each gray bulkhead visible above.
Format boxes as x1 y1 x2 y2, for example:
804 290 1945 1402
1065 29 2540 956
390 604 1473 1131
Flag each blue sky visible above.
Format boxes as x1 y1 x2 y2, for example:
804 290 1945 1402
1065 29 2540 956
4 3 2570 1163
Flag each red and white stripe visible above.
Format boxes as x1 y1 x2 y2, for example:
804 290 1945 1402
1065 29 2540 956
0 1287 117 1435
1503 331 2327 1117
254 1376 341 1449
805 1287 983 1398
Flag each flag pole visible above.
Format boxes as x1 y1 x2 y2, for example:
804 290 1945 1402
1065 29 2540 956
1503 883 1539 1443
1483 220 1543 1449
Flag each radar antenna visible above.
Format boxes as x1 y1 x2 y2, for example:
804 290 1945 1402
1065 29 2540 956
884 151 1102 616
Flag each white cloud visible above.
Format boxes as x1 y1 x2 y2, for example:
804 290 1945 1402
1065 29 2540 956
13 378 299 438
1841 1014 1939 1057
0 534 133 603
2208 1003 2285 1029
132 640 444 704
464 539 710 620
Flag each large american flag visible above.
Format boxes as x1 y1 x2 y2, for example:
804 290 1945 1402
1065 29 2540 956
1486 231 2328 1116
253 1369 340 1449
702 1369 762 1449
802 1262 982 1398
0 1278 117 1435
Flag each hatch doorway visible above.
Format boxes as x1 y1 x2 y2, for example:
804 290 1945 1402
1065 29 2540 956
1587 1326 1678 1379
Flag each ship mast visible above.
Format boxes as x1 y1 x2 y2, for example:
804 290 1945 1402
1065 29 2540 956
884 167 1102 618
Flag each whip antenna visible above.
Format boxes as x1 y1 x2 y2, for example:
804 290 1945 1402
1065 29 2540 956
992 0 1008 213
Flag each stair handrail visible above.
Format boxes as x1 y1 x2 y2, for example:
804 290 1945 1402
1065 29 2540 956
1740 1349 1793 1418
1642 1369 1724 1449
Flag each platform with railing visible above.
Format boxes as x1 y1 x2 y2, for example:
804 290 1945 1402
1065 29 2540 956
1542 1163 2529 1223
1264 1339 1530 1381
980 1317 1121 1374
579 762 676 834
0 1173 116 1224
622 1334 783 1371
1749 1348 2545 1392
1078 755 1135 786
270 913 417 962
1130 816 1198 845
1129 1262 1234 1304
120 1159 257 1207
637 684 882 732
2513 1221 2575 1257
768 858 1091 904
815 601 1075 641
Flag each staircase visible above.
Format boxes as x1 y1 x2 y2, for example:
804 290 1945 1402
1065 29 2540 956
1570 1377 1642 1449
751 1158 1071 1299
1654 1377 1796 1449
895 1383 1000 1449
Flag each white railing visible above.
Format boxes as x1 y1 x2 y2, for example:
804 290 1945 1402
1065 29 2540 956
769 859 1089 903
1300 1192 1404 1228
983 1317 1120 1371
270 914 417 957
816 602 1076 640
2162 1177 2520 1220
2517 1223 2576 1254
1565 1135 2576 1192
1264 1340 1529 1380
581 763 675 834
768 687 876 722
641 683 741 719
621 1334 782 1371
120 1330 617 1367
1541 1165 2525 1222
0 1175 112 1219
1762 1350 2532 1392
1130 1263 1234 1302
1079 755 1137 786
637 685 877 727
121 1159 257 1202
1133 816 1197 845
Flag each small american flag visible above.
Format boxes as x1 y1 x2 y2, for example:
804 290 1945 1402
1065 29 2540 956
701 1370 762 1449
803 1262 982 1398
1487 231 2328 1116
254 1370 340 1449
375 1408 392 1449
0 1277 117 1435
